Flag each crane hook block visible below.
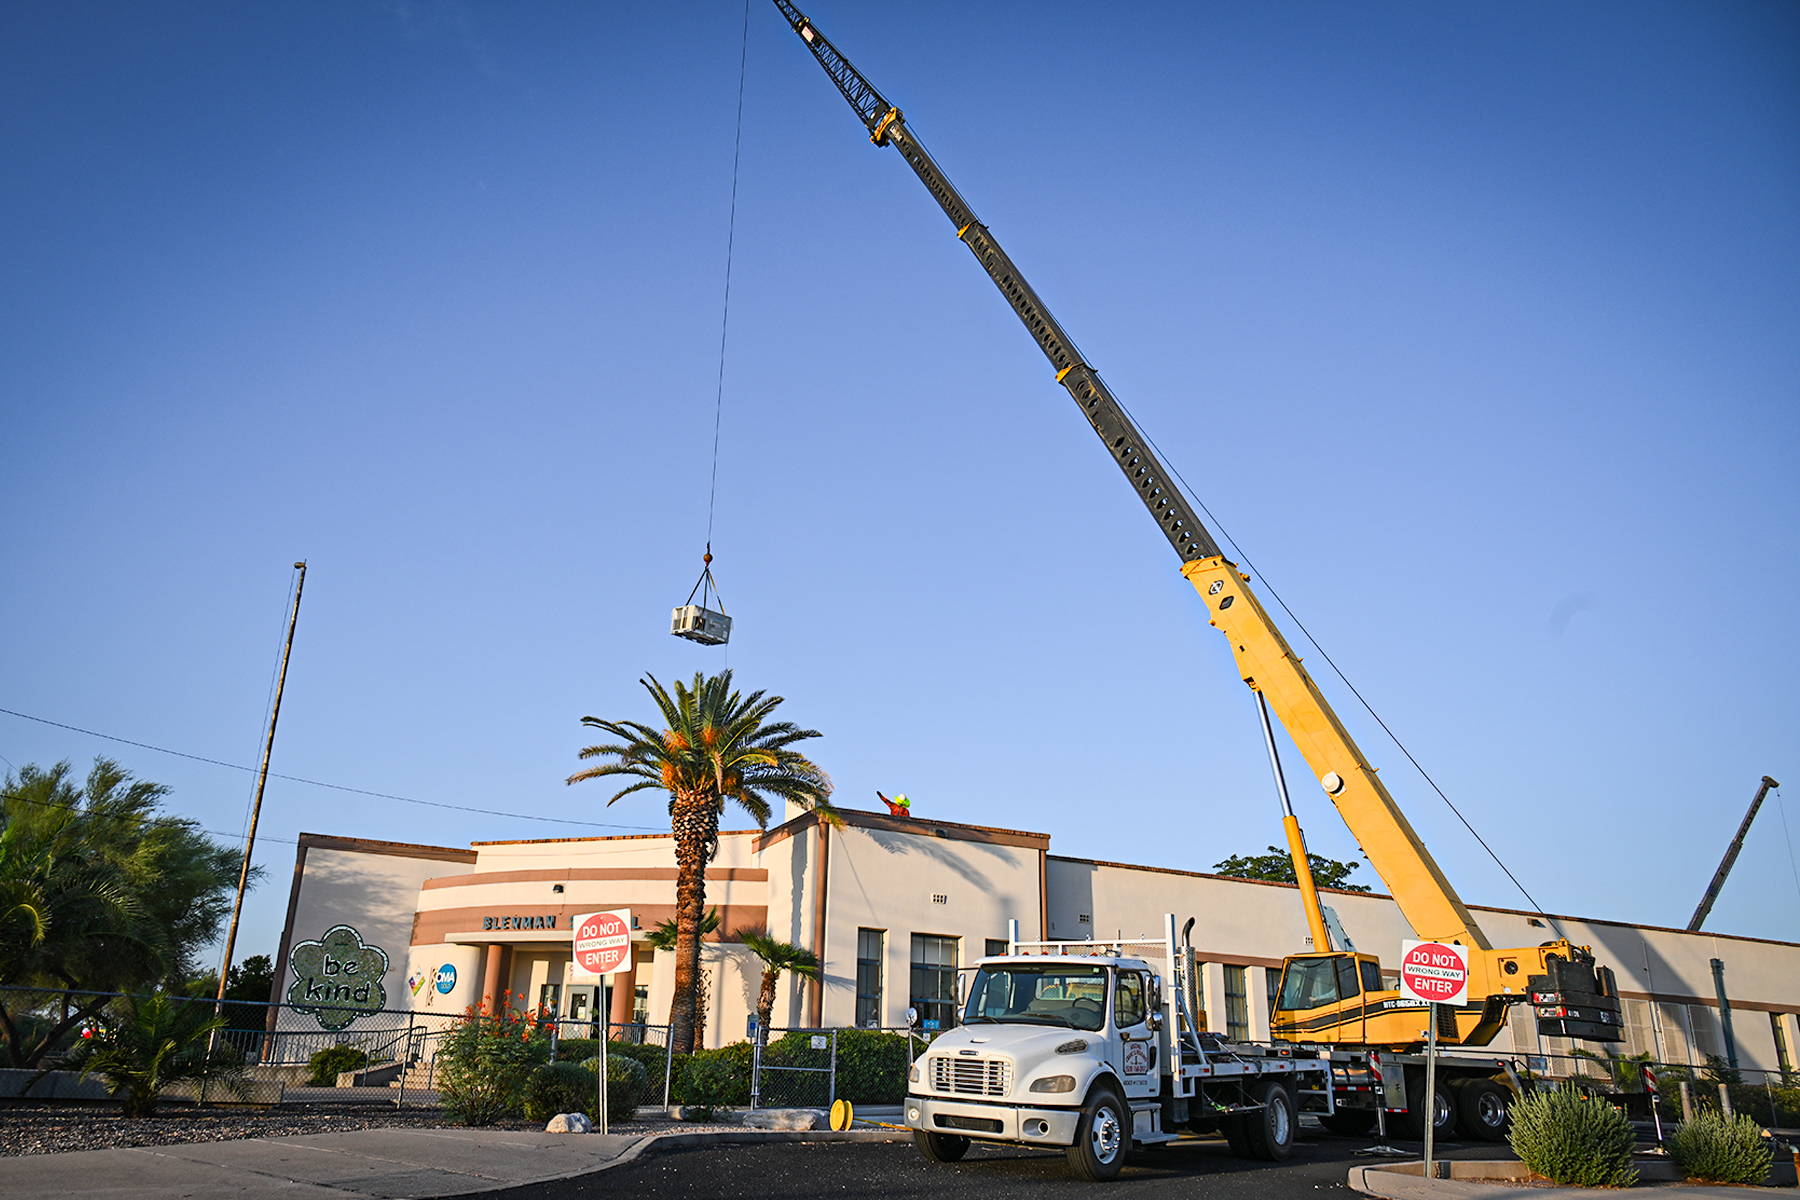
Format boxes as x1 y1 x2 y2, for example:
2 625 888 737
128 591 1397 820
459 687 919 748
671 605 732 645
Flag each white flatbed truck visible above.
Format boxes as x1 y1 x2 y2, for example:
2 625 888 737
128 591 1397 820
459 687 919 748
904 916 1339 1181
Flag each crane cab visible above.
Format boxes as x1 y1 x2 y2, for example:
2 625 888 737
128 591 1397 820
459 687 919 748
1270 952 1390 1046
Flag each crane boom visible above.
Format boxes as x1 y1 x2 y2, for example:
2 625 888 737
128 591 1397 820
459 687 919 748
775 1 1622 1047
1689 775 1780 931
773 1 1220 566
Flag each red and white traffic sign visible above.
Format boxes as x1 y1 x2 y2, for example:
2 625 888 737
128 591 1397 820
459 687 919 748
1400 939 1470 1006
572 909 633 977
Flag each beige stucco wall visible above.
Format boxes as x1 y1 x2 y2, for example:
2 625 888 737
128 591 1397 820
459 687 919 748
1048 854 1800 1072
813 819 1044 1030
272 836 475 1043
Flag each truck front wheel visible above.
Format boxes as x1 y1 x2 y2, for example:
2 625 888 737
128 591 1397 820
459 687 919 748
1243 1081 1295 1161
1066 1086 1128 1181
913 1129 970 1163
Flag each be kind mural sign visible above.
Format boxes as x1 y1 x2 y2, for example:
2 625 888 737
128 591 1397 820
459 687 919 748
287 924 390 1030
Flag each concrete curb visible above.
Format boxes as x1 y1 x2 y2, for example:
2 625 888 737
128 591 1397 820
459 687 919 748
1348 1159 1797 1200
424 1127 911 1197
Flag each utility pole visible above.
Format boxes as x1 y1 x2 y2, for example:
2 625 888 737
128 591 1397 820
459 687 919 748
214 562 307 1016
1688 775 1780 932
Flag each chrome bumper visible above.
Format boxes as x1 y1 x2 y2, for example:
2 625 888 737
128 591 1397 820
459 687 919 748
904 1092 1083 1147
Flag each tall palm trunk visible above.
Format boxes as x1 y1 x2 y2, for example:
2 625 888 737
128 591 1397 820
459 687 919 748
668 793 715 1056
756 968 779 1035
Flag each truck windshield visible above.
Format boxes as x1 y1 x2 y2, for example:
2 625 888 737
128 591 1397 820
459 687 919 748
963 964 1109 1031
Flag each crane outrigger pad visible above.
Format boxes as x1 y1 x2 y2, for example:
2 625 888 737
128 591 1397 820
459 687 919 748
671 604 731 645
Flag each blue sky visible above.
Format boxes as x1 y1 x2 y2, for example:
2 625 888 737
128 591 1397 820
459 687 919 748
3 1 1796 974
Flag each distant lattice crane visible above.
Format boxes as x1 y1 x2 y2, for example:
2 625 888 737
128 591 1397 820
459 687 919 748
1687 775 1781 932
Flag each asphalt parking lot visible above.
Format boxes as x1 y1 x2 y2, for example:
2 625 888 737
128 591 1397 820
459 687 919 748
492 1127 1512 1200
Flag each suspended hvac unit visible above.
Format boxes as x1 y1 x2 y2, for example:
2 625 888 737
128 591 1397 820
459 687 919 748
671 604 731 645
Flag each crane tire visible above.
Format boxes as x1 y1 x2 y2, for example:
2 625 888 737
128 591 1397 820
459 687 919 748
1456 1079 1511 1142
1319 1109 1378 1136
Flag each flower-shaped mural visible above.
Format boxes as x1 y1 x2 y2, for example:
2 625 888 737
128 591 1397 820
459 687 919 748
287 924 390 1031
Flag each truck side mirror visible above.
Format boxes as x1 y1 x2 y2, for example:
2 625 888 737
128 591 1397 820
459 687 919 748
1146 1009 1163 1032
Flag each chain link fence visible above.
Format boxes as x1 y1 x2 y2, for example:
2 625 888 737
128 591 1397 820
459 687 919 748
749 1025 919 1110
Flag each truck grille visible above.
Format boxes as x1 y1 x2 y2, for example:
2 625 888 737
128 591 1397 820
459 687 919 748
932 1055 1010 1096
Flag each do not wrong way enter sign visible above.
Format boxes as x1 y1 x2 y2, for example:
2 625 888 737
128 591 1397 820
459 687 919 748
1400 939 1469 1006
572 909 632 978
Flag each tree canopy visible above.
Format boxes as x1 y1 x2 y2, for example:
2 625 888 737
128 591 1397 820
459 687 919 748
1212 845 1373 892
0 758 252 1067
567 671 832 1054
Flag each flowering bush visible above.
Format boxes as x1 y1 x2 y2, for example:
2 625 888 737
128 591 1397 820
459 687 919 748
436 994 552 1126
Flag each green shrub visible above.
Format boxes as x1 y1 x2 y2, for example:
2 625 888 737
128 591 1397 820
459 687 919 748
1669 1111 1771 1185
436 1005 553 1126
580 1054 648 1121
307 1044 368 1087
682 1049 745 1118
523 1062 598 1123
1507 1086 1639 1188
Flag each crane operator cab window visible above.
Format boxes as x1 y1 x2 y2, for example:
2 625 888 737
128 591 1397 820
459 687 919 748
1280 956 1347 1010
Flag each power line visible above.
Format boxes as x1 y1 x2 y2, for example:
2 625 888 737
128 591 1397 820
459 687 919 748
0 705 659 832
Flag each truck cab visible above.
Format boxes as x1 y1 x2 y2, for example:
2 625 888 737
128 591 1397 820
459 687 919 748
905 953 1163 1179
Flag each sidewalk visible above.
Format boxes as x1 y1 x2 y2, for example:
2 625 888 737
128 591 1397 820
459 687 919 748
0 1125 903 1200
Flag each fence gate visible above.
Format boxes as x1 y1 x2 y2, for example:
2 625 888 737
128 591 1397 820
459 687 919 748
752 1028 836 1110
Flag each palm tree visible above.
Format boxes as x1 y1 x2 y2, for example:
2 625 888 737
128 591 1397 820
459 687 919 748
732 927 820 1040
567 671 832 1055
649 908 721 1038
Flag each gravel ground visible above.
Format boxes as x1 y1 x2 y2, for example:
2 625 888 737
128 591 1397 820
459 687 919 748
0 1103 742 1158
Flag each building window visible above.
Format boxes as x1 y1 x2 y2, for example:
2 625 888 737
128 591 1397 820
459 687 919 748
1772 1013 1793 1074
537 983 561 1018
633 983 649 1027
856 929 884 1028
985 938 1008 958
1224 965 1249 1041
1266 968 1281 1019
911 934 959 1031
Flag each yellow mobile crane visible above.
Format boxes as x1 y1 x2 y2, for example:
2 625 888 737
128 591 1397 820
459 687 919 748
773 0 1622 1131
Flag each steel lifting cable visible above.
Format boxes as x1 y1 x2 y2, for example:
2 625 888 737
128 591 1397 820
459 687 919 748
1775 785 1800 918
692 0 753 601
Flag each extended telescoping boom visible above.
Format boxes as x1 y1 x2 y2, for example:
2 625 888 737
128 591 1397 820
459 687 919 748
774 1 1623 1050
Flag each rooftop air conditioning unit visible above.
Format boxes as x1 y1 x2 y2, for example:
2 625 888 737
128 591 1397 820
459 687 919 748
670 604 731 645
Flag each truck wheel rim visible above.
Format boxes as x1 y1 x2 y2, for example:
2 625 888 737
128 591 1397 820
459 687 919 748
1094 1105 1122 1162
1270 1096 1290 1143
1478 1092 1505 1127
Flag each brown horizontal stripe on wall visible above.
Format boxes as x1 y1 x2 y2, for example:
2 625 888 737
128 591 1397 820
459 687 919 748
410 903 768 947
421 867 768 890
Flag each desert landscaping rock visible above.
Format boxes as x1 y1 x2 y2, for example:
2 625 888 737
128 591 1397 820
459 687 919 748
0 1103 744 1157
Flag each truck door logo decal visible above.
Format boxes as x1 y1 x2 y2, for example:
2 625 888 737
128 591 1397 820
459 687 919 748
1123 1040 1151 1076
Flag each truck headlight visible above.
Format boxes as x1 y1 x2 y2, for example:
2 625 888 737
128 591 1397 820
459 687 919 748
1029 1075 1076 1093
909 1063 921 1083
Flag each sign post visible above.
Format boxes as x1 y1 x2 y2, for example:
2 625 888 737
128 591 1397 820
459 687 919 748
1400 940 1470 1179
573 909 632 1134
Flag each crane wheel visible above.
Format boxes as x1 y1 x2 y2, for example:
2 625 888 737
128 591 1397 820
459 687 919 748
1455 1079 1511 1142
